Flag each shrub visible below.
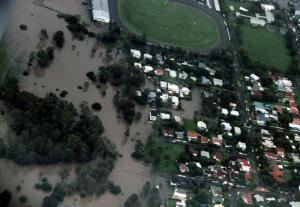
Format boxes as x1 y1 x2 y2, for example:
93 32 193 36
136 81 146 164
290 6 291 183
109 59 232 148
19 24 28 31
91 103 102 111
19 195 28 204
53 31 65 48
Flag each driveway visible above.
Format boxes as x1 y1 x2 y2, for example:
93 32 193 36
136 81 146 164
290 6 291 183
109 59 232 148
0 0 14 41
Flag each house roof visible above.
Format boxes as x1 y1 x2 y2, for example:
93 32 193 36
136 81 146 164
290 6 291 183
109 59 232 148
244 173 252 182
238 159 251 167
242 192 253 205
187 131 200 139
265 152 277 160
201 136 209 143
293 118 300 125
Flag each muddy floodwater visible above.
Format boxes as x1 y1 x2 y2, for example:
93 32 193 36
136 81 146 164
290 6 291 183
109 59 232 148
1 0 153 206
0 0 202 206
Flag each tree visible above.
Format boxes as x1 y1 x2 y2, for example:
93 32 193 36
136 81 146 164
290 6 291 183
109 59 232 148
124 194 140 207
36 49 50 67
19 195 27 204
46 47 54 61
0 190 12 207
53 31 65 48
39 29 48 41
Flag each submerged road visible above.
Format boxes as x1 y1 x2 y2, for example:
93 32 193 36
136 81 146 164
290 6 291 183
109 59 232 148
108 0 230 53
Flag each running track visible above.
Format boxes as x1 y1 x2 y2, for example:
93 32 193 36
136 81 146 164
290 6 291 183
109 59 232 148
108 0 230 53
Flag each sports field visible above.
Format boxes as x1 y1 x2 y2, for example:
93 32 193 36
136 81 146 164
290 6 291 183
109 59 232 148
241 25 292 71
118 0 221 49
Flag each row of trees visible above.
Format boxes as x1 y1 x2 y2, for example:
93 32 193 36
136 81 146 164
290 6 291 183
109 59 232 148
0 79 117 165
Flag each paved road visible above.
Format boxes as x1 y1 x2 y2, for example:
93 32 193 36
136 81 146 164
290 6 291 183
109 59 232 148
108 0 230 53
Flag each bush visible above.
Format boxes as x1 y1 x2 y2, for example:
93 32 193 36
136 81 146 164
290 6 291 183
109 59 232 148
19 195 28 204
19 24 28 31
108 182 121 195
86 72 97 82
91 103 102 111
53 31 65 48
46 47 55 61
35 182 52 192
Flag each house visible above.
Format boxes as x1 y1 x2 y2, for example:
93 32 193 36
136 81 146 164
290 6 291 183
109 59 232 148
294 2 300 16
201 151 210 158
221 122 232 131
234 127 241 135
221 108 228 116
242 192 253 205
201 136 209 144
168 69 177 78
238 159 251 172
144 65 154 73
212 136 222 146
160 81 168 90
237 142 246 151
214 151 223 162
201 76 211 85
178 71 188 80
213 78 223 87
168 83 180 94
160 94 169 103
143 53 152 60
197 121 207 131
254 194 265 203
211 185 223 197
265 152 277 160
175 131 184 139
230 110 239 117
134 62 142 68
276 147 285 158
171 96 179 109
250 74 260 82
187 131 200 141
160 112 171 120
179 163 189 173
163 129 174 138
180 87 190 96
149 109 158 122
272 164 284 182
148 91 157 103
250 18 266 27
155 68 164 76
130 49 141 59
173 188 187 201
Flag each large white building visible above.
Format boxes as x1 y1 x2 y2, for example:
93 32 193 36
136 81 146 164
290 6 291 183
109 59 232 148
91 0 110 23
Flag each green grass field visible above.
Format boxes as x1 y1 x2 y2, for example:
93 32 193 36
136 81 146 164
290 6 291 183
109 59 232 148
241 25 292 71
118 0 220 49
145 139 184 173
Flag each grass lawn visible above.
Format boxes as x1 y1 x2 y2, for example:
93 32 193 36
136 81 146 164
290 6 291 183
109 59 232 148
118 0 220 49
184 119 197 131
145 139 185 173
240 25 292 71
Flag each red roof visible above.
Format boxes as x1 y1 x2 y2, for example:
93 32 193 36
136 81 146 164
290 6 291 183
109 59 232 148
187 131 200 139
212 137 222 145
291 107 299 114
293 118 300 125
238 159 251 167
242 192 253 205
265 152 277 160
276 147 285 155
244 173 252 181
201 136 209 143
214 151 223 161
276 105 283 113
155 68 164 76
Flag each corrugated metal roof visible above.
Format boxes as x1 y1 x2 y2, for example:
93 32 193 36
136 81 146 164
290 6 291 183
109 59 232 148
91 0 110 23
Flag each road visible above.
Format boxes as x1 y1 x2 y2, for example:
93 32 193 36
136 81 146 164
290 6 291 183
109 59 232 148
108 0 230 53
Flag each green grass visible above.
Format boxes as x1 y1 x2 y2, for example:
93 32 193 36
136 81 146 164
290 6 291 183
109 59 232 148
240 25 292 71
118 0 220 49
145 139 185 173
184 119 197 131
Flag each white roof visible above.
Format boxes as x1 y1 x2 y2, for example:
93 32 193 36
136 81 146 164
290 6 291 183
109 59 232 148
261 4 275 11
134 62 142 68
230 110 239 117
144 53 152 59
197 121 207 129
213 78 223 86
172 96 179 105
130 49 141 58
250 74 260 81
160 113 171 120
91 0 110 23
237 142 246 149
221 108 228 115
168 83 180 94
144 65 153 73
169 70 177 78
250 18 266 26
160 94 169 102
221 122 232 131
234 127 241 135
160 81 167 89
181 87 190 95
201 151 210 158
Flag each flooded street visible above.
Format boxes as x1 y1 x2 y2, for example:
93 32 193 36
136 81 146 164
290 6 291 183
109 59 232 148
1 0 153 206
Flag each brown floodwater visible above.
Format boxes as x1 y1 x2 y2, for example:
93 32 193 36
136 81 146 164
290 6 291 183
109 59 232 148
1 0 153 206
